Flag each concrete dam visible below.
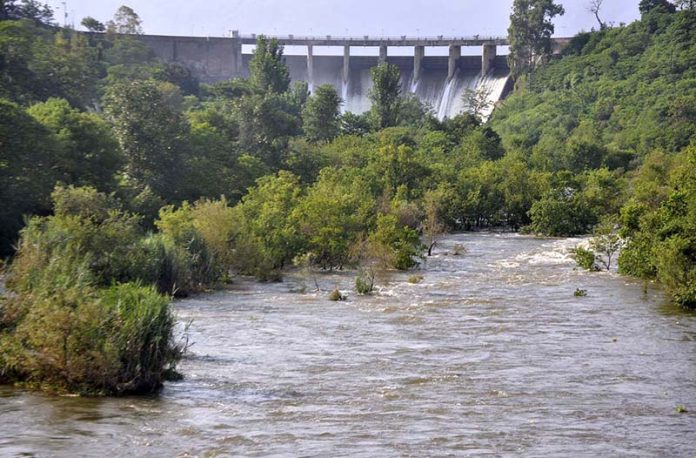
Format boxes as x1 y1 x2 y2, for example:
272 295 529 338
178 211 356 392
137 33 569 119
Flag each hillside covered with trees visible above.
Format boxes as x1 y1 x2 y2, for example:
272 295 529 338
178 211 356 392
0 0 695 394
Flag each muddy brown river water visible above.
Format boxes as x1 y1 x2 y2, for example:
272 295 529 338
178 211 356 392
1 233 695 457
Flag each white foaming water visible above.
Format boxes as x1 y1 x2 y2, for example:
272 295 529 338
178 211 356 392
437 74 458 119
409 75 420 94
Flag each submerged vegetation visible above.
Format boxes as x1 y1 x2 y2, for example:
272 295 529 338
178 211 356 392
0 1 695 393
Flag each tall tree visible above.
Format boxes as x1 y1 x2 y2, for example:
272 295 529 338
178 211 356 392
106 5 143 34
507 0 565 77
302 84 342 143
28 98 123 190
369 62 402 129
589 0 607 30
0 99 60 255
104 79 188 200
249 36 290 94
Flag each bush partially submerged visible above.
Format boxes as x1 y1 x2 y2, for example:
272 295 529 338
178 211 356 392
572 246 599 271
1 246 182 394
328 288 347 301
355 268 375 295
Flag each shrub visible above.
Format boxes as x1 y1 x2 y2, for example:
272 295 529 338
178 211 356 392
527 190 595 236
368 214 423 270
452 243 467 256
572 246 598 271
355 268 375 295
408 274 424 284
156 199 237 293
328 288 347 301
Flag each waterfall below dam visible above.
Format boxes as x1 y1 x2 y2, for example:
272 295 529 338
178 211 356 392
272 55 512 120
244 55 510 120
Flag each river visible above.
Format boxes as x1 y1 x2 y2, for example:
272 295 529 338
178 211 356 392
1 233 695 457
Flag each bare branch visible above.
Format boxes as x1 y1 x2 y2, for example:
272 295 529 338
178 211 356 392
588 0 607 30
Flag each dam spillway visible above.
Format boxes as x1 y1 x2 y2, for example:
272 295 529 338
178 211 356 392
135 33 550 120
274 54 511 120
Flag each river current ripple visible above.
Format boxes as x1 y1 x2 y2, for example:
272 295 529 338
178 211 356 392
1 233 695 457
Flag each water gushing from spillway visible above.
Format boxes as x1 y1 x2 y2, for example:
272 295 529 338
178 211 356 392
285 55 510 121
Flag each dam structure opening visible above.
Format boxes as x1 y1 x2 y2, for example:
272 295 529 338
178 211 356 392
138 33 525 120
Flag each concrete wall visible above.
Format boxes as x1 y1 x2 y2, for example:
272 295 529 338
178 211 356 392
138 35 242 83
135 34 516 84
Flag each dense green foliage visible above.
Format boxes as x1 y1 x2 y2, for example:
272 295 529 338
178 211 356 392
618 145 696 308
494 8 696 159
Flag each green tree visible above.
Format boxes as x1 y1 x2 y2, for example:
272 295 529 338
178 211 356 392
422 189 446 256
106 5 143 34
589 217 623 271
0 21 100 106
233 92 302 168
639 0 677 15
0 99 60 255
249 36 290 94
293 167 375 270
1 186 183 394
527 188 594 236
462 86 493 121
104 79 189 200
340 112 372 136
302 84 342 143
27 98 123 190
507 0 565 76
618 144 696 309
80 16 105 32
369 62 402 129
231 171 304 278
368 214 422 270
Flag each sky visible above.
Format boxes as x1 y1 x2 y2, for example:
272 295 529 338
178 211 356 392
46 0 641 55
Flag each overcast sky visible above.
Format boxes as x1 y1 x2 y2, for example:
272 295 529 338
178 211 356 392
47 0 640 37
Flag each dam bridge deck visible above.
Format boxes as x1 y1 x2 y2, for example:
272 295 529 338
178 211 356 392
235 34 509 47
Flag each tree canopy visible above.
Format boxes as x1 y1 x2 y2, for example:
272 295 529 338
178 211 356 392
507 0 565 76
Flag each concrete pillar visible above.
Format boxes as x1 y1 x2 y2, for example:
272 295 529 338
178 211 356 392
482 43 496 75
379 44 388 62
231 31 242 77
307 44 314 87
448 45 461 80
343 45 350 83
414 45 424 82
